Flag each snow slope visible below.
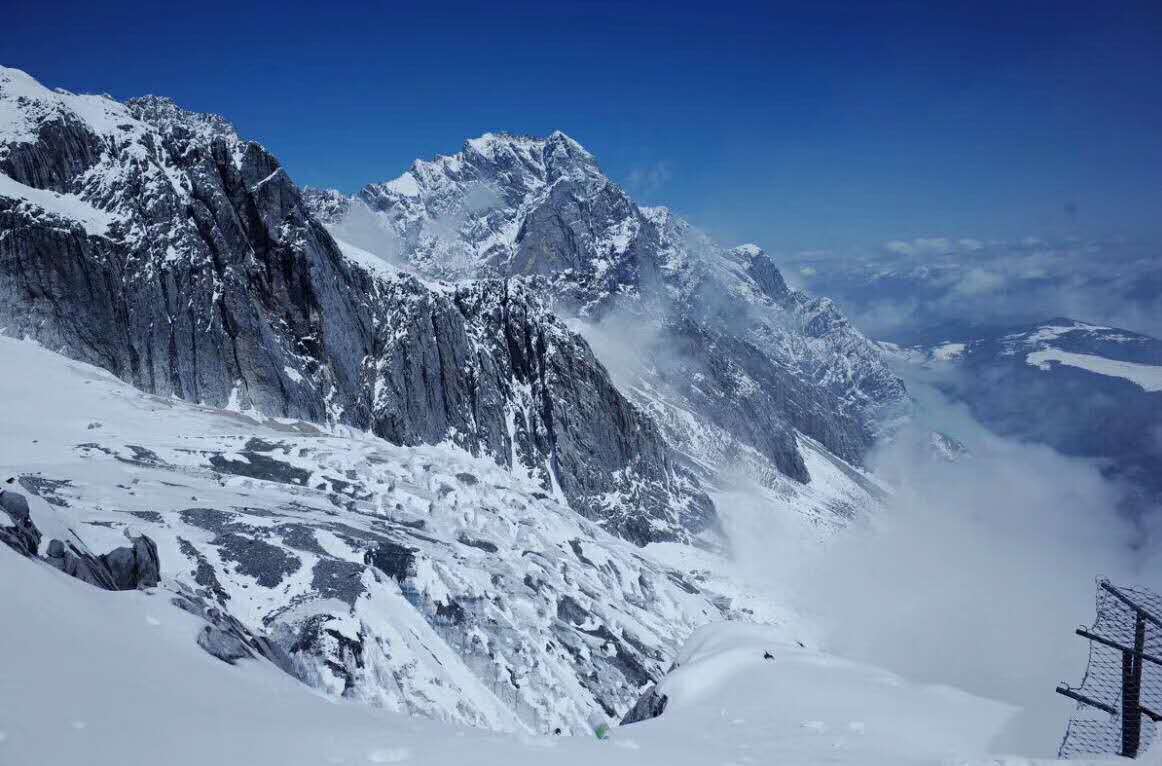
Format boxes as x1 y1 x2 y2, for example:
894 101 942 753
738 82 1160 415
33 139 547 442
1025 348 1162 392
0 557 1112 766
0 334 814 733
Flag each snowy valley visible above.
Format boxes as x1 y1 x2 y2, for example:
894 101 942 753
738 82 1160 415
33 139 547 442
0 58 1157 766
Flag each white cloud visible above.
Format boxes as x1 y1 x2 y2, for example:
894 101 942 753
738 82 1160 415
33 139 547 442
781 236 1162 341
790 376 1151 755
626 160 673 197
954 267 1006 295
883 237 955 257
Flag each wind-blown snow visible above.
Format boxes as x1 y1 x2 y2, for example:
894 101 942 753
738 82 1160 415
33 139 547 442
385 172 420 197
1025 349 1162 391
932 342 966 361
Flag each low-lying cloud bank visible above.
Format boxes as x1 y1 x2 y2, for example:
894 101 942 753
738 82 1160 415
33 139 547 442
803 377 1156 755
719 361 1160 757
782 236 1162 342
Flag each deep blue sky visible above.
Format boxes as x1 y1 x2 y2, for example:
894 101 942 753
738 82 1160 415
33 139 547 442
6 0 1161 249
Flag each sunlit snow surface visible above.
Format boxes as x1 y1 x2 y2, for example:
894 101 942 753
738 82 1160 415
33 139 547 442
0 335 751 733
1025 348 1162 391
0 551 1124 766
0 335 1128 765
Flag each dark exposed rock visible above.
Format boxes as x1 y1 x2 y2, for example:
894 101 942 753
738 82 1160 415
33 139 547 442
100 533 161 589
127 510 164 523
16 475 71 506
364 540 415 582
556 594 589 625
213 532 301 588
0 484 161 590
310 558 365 605
577 623 654 690
178 537 229 602
457 533 498 553
434 598 466 625
0 489 40 557
45 538 118 589
43 531 162 591
620 684 669 725
196 625 251 664
179 507 235 532
278 524 328 554
173 589 298 676
288 613 366 694
209 452 311 486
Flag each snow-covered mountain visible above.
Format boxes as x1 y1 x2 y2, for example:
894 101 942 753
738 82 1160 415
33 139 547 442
885 319 1162 514
0 65 901 735
0 67 712 545
308 131 906 496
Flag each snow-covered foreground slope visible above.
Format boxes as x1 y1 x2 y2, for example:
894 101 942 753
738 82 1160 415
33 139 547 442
0 335 751 732
0 556 1114 766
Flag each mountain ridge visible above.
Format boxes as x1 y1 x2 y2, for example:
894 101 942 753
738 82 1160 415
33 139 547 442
309 130 907 490
0 66 893 733
0 65 710 546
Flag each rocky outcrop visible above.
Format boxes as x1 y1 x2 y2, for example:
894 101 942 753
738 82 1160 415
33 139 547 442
0 488 40 557
172 588 299 675
0 485 163 591
0 67 710 544
0 483 297 678
44 538 122 589
620 683 668 725
101 533 161 590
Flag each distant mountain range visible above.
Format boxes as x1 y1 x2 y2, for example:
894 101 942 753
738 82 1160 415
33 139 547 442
884 319 1162 515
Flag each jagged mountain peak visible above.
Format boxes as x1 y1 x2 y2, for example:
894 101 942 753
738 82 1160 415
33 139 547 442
301 186 351 224
0 67 239 143
364 129 605 221
1 65 136 152
125 94 240 145
462 129 592 161
312 129 907 489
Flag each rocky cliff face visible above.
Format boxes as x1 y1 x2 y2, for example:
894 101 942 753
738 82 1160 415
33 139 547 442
315 132 906 487
0 67 709 545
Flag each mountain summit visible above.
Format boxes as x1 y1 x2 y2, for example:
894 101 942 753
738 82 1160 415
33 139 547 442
311 131 906 492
